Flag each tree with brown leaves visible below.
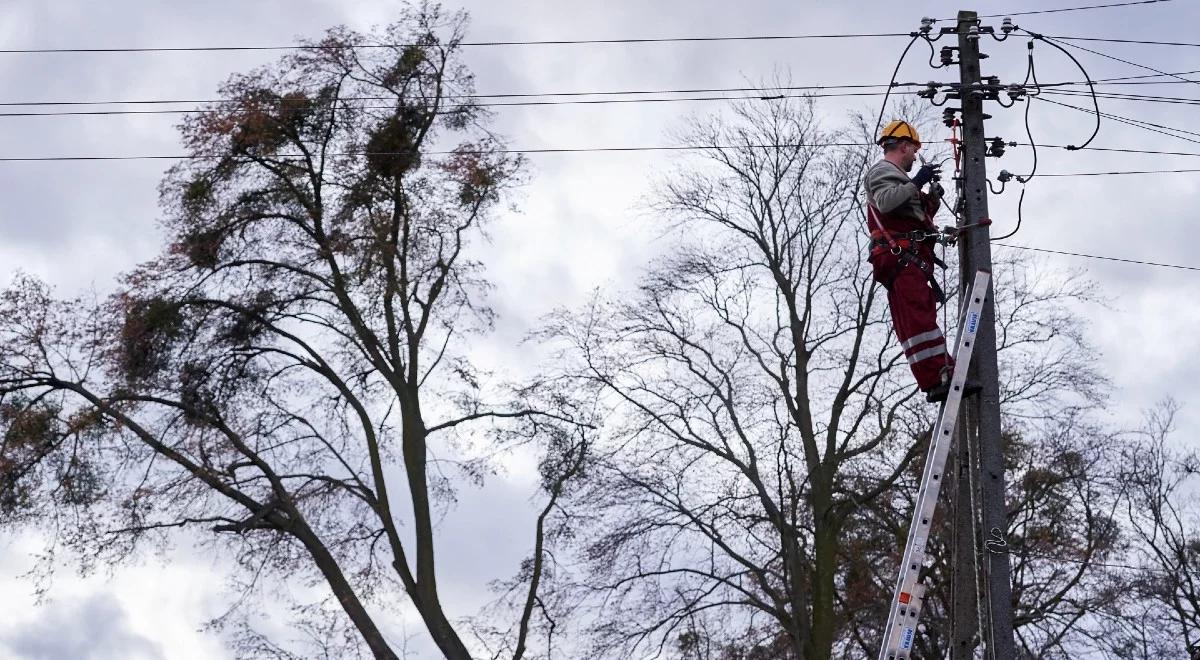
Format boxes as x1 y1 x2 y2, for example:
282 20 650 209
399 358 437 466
0 5 584 659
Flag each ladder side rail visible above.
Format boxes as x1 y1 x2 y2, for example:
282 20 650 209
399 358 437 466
878 270 991 660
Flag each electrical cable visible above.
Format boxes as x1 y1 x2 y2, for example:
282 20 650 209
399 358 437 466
1018 30 1100 150
1017 551 1177 575
1042 88 1200 106
0 90 921 119
1019 41 1041 182
0 32 911 55
1039 34 1200 87
993 243 1200 272
951 0 1172 19
1035 95 1200 145
869 33 924 161
992 40 1041 242
924 34 950 69
0 142 875 162
0 74 1191 113
0 83 918 107
993 188 1028 242
1048 35 1200 48
1035 167 1200 176
1023 144 1200 157
8 141 1200 162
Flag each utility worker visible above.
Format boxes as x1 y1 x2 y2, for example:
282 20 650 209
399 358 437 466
864 120 979 403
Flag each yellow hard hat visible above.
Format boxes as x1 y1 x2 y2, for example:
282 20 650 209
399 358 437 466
878 120 921 147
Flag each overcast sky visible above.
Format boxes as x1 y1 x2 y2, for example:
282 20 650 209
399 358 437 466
1 0 1198 658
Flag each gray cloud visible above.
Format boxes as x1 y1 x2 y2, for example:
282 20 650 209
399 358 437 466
0 0 1198 656
0 593 164 660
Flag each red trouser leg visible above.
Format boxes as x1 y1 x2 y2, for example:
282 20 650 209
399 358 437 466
887 263 952 391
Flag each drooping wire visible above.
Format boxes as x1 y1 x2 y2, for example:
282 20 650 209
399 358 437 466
1018 29 1100 150
868 33 925 164
992 188 1027 241
992 40 1041 241
1018 41 1041 183
924 35 950 69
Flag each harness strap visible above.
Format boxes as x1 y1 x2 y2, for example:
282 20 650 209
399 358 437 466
874 244 947 305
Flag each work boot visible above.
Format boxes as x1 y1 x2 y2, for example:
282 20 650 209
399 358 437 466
925 365 982 403
924 381 950 403
924 379 983 403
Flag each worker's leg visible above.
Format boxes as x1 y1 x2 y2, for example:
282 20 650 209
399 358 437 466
887 264 951 391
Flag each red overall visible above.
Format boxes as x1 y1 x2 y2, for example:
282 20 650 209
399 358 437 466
867 192 952 392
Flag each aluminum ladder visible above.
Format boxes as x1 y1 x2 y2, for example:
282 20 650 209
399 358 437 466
878 269 990 660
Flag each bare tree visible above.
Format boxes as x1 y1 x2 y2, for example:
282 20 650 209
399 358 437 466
1101 401 1200 660
541 95 937 660
0 6 585 659
543 87 1125 658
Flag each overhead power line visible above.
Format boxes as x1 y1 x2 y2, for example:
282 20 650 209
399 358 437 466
0 32 908 55
8 141 1200 162
1024 143 1200 157
0 83 910 108
0 142 873 162
1049 35 1200 48
0 90 918 119
994 243 1200 272
949 0 1171 19
1041 34 1200 87
1035 167 1200 176
1043 88 1200 106
1035 96 1200 145
0 76 1185 116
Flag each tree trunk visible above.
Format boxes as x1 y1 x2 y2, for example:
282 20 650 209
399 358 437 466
808 490 838 660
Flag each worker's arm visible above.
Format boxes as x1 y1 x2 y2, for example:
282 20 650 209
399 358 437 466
865 164 919 213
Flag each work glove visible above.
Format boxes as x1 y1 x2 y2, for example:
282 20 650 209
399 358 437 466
911 163 940 188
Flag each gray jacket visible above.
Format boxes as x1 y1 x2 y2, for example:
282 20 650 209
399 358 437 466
864 159 928 224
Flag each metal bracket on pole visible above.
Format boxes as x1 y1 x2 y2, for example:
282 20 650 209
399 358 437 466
878 270 991 660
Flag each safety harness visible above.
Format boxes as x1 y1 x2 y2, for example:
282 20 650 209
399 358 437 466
866 202 949 305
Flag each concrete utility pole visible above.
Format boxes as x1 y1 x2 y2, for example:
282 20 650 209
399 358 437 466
950 431 978 659
952 10 1017 659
